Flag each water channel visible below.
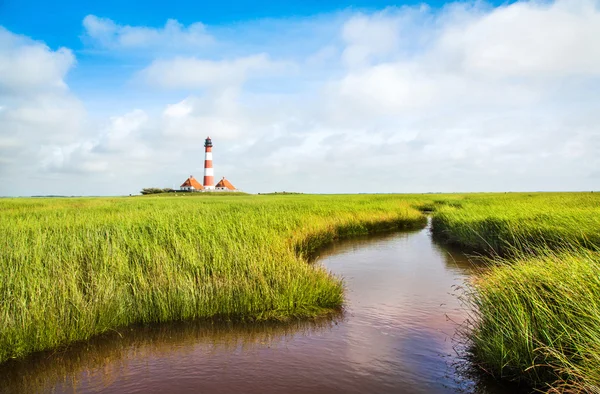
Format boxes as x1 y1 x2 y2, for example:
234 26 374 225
0 221 516 393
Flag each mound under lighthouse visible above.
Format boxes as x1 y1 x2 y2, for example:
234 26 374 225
203 136 215 190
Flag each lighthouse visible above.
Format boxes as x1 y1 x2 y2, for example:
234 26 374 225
203 136 215 189
177 136 240 192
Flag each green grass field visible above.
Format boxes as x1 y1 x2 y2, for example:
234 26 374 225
2 192 600 392
430 192 600 392
431 192 600 255
0 194 425 364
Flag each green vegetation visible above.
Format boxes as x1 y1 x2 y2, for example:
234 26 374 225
140 187 174 195
0 194 424 364
465 249 600 392
432 192 600 255
258 192 304 195
430 192 600 392
3 191 600 392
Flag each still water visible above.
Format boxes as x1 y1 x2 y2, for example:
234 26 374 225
0 222 511 394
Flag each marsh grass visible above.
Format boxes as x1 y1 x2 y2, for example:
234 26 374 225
431 193 600 256
431 192 600 392
4 191 600 392
0 194 425 363
463 248 600 392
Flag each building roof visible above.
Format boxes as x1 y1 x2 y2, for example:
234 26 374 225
180 176 204 189
215 177 236 190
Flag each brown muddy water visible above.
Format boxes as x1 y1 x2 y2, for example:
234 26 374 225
0 222 516 394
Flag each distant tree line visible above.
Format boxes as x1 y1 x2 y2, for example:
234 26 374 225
257 191 304 195
140 188 174 195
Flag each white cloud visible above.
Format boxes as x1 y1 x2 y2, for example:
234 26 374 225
0 27 85 183
341 11 403 68
325 0 600 123
164 100 194 118
0 27 75 94
40 142 108 174
437 0 600 77
82 15 213 51
161 91 275 142
100 109 149 152
138 54 287 89
39 109 153 174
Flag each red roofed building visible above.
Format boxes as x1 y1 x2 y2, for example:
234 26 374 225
215 177 237 191
180 175 204 191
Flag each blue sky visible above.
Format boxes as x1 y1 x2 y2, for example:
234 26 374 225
1 0 435 54
1 0 486 41
0 0 599 195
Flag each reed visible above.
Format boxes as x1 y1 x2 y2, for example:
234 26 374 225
431 192 600 255
5 191 600 392
464 249 600 392
0 194 425 363
429 192 600 392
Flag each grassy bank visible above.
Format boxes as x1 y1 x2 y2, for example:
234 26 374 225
431 192 600 256
466 249 600 392
0 194 425 364
429 192 600 392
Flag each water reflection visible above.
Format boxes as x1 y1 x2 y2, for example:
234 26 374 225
0 224 517 394
0 318 340 394
313 227 481 393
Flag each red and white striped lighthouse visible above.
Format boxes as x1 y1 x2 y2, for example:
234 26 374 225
203 136 215 189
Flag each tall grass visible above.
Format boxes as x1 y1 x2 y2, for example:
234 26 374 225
465 249 600 392
432 193 600 255
430 192 600 392
0 194 425 364
5 191 600 391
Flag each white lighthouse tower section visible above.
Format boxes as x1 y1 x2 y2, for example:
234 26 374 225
203 136 215 190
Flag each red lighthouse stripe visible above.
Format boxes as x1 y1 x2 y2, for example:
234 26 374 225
203 145 214 188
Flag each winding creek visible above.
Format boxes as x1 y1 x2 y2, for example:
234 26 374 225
0 220 515 393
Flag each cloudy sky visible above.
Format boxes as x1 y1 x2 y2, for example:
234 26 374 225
0 0 598 195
